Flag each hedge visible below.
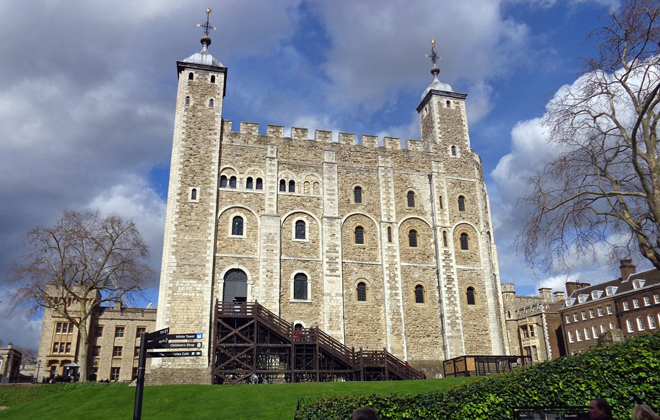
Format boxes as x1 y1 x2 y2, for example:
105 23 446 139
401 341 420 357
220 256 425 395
296 332 660 419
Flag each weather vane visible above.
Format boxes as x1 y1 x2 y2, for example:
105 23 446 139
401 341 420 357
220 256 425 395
196 8 217 36
425 39 442 68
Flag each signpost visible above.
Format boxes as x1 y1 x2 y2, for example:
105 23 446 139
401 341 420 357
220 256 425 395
133 327 203 420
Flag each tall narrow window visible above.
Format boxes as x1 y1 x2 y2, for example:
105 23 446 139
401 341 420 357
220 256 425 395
295 220 306 239
458 195 466 211
256 178 263 190
232 216 244 236
637 316 645 331
354 187 362 203
439 196 443 209
209 99 214 108
289 180 296 193
408 230 418 247
185 96 190 107
357 282 367 302
451 146 457 156
190 188 197 200
188 72 194 80
415 285 425 304
229 176 237 188
407 191 415 207
210 75 216 83
627 318 634 332
220 175 227 188
294 273 308 300
460 233 469 250
649 315 657 329
387 227 392 243
467 287 476 305
355 226 364 244
246 177 253 189
279 179 286 191
442 231 448 247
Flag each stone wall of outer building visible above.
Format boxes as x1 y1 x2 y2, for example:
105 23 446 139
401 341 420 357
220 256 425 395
36 299 156 383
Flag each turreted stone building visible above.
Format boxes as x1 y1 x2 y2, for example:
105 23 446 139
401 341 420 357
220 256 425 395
151 26 508 384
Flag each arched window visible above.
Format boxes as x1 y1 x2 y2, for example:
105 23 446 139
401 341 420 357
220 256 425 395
289 180 296 193
294 273 308 300
460 233 469 250
304 181 310 194
407 191 415 207
442 231 448 247
467 287 476 305
210 75 216 83
626 318 634 332
209 99 214 108
415 285 425 304
446 100 451 108
256 178 263 190
231 216 244 236
295 220 306 240
313 182 320 195
246 177 253 189
185 96 190 107
649 314 657 329
451 145 457 156
279 179 286 192
355 226 364 244
408 230 418 247
354 186 362 203
220 175 227 188
229 176 237 188
387 227 392 243
188 72 194 80
458 195 466 212
190 188 197 200
357 282 367 302
637 316 645 331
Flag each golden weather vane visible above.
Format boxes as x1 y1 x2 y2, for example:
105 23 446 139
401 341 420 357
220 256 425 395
425 39 442 67
196 8 217 36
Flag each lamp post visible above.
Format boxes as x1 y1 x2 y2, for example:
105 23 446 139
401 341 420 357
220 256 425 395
36 359 42 383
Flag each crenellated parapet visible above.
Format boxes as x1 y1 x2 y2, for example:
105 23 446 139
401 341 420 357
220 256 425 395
222 120 426 151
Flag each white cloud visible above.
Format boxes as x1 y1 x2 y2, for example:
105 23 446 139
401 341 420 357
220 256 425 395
310 0 530 119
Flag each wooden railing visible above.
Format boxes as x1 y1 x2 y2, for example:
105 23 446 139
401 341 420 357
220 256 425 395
216 301 423 380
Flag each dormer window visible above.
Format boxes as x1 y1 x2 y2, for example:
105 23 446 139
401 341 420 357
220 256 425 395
606 286 618 296
568 298 576 306
591 290 603 300
578 294 588 304
632 279 645 289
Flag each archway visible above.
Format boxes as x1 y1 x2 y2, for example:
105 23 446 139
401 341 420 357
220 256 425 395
223 269 248 302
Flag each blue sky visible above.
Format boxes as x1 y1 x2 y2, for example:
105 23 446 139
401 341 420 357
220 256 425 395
0 0 631 350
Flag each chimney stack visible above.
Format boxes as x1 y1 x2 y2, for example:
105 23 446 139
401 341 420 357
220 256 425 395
553 291 565 302
620 258 636 280
565 281 591 298
538 287 553 302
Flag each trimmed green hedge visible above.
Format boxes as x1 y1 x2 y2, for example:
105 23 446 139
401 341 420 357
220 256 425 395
297 332 660 419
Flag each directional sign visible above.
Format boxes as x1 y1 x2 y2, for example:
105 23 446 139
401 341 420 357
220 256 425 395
149 342 202 349
145 337 169 348
145 327 169 341
166 333 203 340
146 350 202 358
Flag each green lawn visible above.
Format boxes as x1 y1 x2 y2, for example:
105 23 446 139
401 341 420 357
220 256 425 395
0 378 473 420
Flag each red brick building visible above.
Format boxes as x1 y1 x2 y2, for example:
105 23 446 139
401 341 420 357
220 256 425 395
560 259 660 355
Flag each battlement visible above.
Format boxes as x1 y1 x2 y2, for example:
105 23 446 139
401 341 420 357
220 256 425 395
222 120 424 151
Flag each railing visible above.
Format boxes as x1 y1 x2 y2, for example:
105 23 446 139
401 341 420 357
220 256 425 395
216 301 423 381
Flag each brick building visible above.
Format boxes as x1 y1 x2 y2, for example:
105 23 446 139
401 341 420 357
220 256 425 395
560 259 660 355
36 291 156 383
150 29 508 384
502 284 565 363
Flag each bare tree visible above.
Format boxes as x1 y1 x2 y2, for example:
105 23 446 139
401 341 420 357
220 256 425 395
519 0 660 273
11 210 154 381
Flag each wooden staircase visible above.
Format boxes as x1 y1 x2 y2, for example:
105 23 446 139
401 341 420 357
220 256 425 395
212 301 424 384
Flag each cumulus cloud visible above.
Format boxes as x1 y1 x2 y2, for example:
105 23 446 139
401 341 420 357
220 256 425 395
308 0 530 120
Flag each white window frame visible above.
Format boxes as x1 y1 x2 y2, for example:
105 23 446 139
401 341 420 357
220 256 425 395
568 331 574 343
589 309 595 318
648 315 657 330
644 296 651 306
626 318 634 332
565 315 571 324
584 327 591 340
623 301 630 311
597 307 604 317
654 294 660 304
592 325 599 338
610 321 616 330
633 298 640 309
606 305 613 315
581 311 587 320
576 329 583 341
573 313 579 322
637 316 645 331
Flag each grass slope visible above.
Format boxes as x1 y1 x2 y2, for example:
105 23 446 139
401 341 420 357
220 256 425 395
0 378 472 420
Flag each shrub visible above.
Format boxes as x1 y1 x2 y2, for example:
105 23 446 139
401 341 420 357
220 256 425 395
296 332 660 419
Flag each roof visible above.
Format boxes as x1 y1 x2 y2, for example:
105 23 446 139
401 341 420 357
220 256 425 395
563 268 660 309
